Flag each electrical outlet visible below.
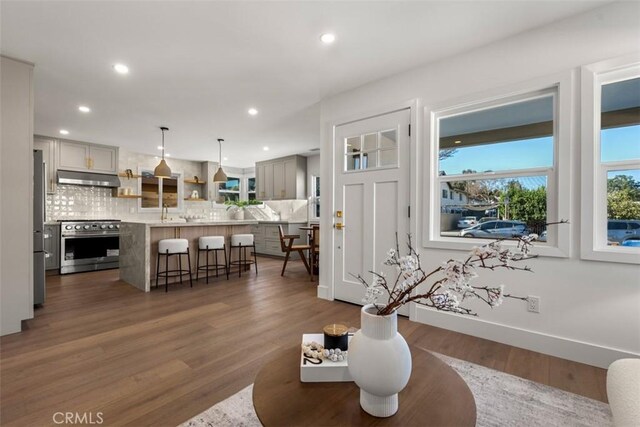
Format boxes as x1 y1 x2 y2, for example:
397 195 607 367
527 296 540 313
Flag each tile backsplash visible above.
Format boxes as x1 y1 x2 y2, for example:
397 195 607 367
46 185 232 222
46 185 309 222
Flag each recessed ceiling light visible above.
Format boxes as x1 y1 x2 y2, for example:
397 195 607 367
113 63 129 74
263 146 269 151
59 129 69 135
157 146 164 150
320 33 336 44
223 157 228 161
165 153 171 157
248 108 258 116
454 140 462 144
78 105 91 113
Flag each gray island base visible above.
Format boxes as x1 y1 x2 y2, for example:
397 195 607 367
119 221 258 292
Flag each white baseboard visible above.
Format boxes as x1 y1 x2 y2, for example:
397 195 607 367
413 306 639 369
316 284 331 300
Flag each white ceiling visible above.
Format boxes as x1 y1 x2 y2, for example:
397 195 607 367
1 1 609 168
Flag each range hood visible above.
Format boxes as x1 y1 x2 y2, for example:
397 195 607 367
57 170 121 188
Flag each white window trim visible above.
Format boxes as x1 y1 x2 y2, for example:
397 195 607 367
422 72 573 258
581 54 640 264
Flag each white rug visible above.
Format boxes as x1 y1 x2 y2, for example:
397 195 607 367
179 353 612 427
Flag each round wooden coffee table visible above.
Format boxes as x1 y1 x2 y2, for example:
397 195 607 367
253 345 476 426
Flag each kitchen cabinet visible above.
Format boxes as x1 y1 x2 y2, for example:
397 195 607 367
44 224 60 270
255 155 306 200
34 136 58 194
252 222 305 257
58 140 118 174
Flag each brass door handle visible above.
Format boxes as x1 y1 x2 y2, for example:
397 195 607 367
334 223 345 230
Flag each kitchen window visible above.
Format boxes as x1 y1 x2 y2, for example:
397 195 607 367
248 177 256 201
581 56 640 264
138 169 184 212
219 176 240 202
424 73 572 257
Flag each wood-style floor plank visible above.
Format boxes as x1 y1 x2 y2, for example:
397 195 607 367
0 257 608 426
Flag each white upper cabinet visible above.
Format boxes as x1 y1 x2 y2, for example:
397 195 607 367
57 140 118 174
255 155 306 200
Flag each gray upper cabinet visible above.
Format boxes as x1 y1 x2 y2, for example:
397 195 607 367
34 136 58 194
58 140 118 174
255 155 306 200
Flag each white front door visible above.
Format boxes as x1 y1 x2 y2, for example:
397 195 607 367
333 109 411 313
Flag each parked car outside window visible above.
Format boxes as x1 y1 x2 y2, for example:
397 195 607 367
478 217 498 224
457 216 478 229
608 220 640 244
460 220 528 239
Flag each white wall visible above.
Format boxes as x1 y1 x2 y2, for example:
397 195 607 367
318 2 640 367
1 56 34 335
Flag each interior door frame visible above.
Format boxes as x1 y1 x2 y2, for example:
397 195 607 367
318 99 420 318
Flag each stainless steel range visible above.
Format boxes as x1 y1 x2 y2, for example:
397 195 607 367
60 220 120 274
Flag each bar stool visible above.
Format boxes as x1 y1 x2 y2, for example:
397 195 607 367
229 234 258 277
156 238 193 292
196 236 229 283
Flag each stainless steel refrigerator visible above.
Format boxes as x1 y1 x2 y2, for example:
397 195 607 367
34 150 45 305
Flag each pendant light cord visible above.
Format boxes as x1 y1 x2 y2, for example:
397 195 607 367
162 129 166 161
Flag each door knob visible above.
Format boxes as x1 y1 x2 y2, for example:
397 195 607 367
334 223 345 230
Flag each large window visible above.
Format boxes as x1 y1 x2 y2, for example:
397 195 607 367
219 176 240 202
582 56 640 263
436 90 555 242
425 75 572 257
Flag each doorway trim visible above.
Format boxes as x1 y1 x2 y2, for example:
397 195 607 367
317 98 420 304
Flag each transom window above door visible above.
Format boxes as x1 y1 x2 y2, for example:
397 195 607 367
344 129 398 171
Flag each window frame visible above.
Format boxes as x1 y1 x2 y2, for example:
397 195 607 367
219 176 241 201
343 128 399 173
422 72 573 257
581 54 640 264
137 168 184 213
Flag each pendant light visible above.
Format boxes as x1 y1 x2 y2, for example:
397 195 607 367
154 127 172 178
213 138 228 183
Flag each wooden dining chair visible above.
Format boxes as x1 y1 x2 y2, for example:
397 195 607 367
278 226 311 276
310 225 320 282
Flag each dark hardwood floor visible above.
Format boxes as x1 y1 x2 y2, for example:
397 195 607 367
0 257 607 426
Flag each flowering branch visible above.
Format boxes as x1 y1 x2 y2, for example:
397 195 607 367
354 221 567 316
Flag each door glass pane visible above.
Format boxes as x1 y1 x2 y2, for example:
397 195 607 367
606 169 640 246
601 77 640 162
379 149 397 167
141 172 160 208
162 176 179 208
346 154 361 171
438 95 554 175
346 137 360 154
363 133 377 151
362 151 377 169
380 130 397 149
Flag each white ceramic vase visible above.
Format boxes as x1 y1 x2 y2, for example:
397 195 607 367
348 304 412 417
235 209 245 220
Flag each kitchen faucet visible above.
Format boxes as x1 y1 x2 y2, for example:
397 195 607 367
161 203 169 222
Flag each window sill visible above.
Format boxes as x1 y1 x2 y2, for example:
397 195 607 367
423 236 570 258
581 246 640 264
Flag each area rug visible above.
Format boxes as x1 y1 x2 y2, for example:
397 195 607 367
179 353 612 427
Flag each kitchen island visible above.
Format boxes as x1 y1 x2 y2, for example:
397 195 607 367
119 220 258 292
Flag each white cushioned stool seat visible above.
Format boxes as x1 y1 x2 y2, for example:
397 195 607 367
607 358 640 427
158 238 189 254
231 234 254 246
199 236 225 250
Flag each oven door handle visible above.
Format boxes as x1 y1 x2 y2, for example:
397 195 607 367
61 234 119 238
